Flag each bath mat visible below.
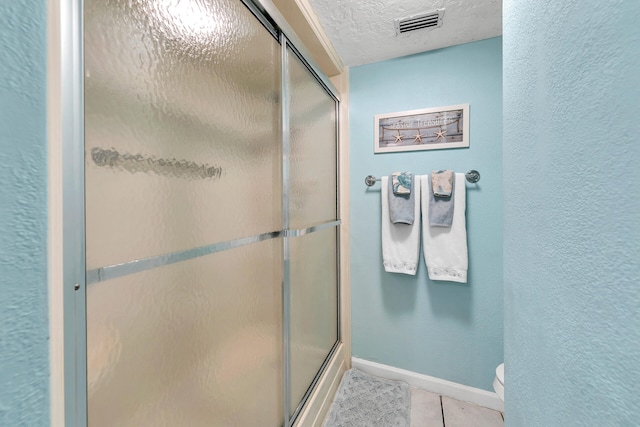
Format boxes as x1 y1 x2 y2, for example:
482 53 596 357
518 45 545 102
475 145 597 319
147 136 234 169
323 368 410 427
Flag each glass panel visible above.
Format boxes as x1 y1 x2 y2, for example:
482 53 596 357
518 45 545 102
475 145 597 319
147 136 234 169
289 228 338 414
287 48 337 229
87 239 283 427
84 0 281 269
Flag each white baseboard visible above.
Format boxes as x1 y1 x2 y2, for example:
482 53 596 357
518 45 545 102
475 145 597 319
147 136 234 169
352 357 504 412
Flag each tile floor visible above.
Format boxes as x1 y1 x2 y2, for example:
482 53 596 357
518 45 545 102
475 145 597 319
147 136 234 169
410 388 504 427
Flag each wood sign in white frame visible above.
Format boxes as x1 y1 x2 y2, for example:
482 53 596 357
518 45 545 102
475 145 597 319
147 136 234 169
374 104 469 153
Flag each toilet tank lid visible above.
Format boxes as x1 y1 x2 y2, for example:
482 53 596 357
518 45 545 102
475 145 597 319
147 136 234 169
496 363 504 385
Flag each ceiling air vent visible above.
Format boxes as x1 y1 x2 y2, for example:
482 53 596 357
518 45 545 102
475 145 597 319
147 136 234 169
395 9 445 35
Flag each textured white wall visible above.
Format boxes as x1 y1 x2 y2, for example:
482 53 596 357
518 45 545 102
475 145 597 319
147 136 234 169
503 1 640 425
0 0 50 425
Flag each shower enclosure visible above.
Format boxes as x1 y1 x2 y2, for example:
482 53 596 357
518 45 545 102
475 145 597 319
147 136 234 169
77 0 340 425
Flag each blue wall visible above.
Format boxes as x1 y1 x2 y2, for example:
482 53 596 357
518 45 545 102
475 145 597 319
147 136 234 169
504 1 640 425
0 1 50 425
349 37 503 391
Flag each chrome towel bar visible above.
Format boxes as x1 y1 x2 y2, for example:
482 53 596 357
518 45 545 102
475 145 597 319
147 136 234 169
365 170 480 187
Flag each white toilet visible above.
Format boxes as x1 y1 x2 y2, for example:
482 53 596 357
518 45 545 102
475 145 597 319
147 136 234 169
493 363 504 401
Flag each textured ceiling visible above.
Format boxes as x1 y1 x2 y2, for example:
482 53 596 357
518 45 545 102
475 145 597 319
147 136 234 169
307 0 502 67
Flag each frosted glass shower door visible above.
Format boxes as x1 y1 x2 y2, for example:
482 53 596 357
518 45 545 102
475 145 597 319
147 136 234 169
84 0 283 425
286 47 339 416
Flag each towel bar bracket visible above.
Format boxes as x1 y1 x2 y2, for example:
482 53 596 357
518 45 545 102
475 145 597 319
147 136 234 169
365 175 379 186
465 170 480 183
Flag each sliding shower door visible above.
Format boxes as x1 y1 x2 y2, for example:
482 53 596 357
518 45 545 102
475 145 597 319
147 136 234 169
286 46 339 418
83 0 339 425
84 0 283 425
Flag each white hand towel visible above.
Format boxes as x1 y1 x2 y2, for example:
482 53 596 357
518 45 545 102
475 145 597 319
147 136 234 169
382 176 421 275
421 173 468 283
